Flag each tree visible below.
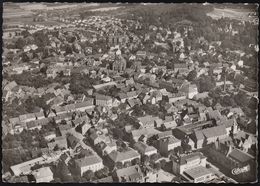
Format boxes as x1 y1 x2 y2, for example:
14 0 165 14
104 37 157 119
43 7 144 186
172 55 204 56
15 37 26 49
115 162 123 169
150 153 160 163
131 158 140 165
83 170 94 181
101 166 109 177
186 70 197 82
124 161 132 168
154 162 161 171
95 169 104 179
160 159 167 169
21 30 31 38
174 146 184 155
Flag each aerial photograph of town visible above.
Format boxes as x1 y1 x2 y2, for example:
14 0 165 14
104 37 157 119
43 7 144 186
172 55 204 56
1 2 258 183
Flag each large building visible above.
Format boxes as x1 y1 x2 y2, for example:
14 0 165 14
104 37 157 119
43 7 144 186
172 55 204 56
112 54 126 73
205 141 256 182
75 154 104 176
172 152 214 183
32 167 53 183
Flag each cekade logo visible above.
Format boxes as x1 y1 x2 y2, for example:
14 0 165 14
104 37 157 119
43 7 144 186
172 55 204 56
231 165 250 175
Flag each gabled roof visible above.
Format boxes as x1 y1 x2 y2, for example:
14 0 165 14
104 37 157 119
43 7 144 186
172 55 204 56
202 125 227 139
179 152 206 165
157 130 173 139
67 134 80 149
228 148 254 163
207 110 222 120
132 128 161 139
108 148 140 162
134 141 157 153
116 165 143 182
75 154 102 168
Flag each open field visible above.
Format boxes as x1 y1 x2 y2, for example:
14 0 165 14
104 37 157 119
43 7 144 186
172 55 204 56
207 7 257 21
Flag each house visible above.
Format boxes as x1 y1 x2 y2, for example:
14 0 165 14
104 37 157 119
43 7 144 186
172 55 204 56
179 83 198 99
47 136 68 150
193 92 209 101
95 94 113 107
96 140 117 156
126 98 142 108
126 91 138 100
207 110 223 121
75 154 104 176
167 93 187 103
228 107 245 117
9 175 29 183
134 141 157 157
131 128 161 143
118 92 128 103
32 167 53 183
67 134 80 149
75 99 94 112
174 63 189 73
222 118 239 135
162 117 178 130
206 141 256 182
26 121 42 131
107 148 140 167
77 122 91 135
136 51 146 59
182 166 214 183
52 106 67 116
114 165 143 182
159 136 181 157
4 81 17 91
172 152 207 175
54 112 73 123
44 131 57 141
35 112 45 120
90 133 108 146
190 125 227 149
19 113 36 123
163 103 178 114
137 116 161 128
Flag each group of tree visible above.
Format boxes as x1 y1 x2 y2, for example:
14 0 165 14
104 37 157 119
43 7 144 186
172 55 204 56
8 70 53 89
2 129 49 172
69 72 96 95
196 75 216 93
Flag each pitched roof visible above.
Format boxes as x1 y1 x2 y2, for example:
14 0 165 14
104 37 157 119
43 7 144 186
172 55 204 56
132 128 161 139
75 154 102 168
134 141 157 153
228 148 254 163
201 125 227 139
33 167 53 180
116 165 142 182
179 152 206 165
184 166 212 180
207 110 222 120
108 148 140 162
157 130 173 139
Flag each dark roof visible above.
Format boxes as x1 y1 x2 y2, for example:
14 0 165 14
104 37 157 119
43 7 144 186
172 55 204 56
179 152 206 165
228 148 254 163
67 134 80 149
